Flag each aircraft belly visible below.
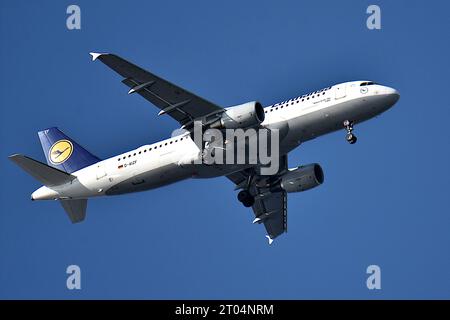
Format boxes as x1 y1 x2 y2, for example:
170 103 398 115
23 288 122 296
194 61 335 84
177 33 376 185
288 97 380 143
189 163 253 178
105 162 191 195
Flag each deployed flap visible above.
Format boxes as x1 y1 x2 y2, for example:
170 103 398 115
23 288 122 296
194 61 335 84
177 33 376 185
60 199 87 223
9 154 76 187
90 53 223 126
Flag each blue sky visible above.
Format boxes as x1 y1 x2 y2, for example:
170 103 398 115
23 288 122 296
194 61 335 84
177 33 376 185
1 0 449 299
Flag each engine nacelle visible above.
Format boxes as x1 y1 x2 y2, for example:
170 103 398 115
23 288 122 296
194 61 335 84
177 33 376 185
211 101 265 129
279 163 324 193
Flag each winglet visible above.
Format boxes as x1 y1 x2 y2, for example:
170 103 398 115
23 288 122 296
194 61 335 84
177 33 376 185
89 52 106 61
265 235 274 245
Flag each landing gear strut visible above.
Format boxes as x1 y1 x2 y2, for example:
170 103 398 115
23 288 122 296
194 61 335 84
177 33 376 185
343 120 357 144
238 190 255 207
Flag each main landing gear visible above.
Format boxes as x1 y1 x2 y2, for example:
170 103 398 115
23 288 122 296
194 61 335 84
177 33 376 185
343 120 357 144
238 190 255 207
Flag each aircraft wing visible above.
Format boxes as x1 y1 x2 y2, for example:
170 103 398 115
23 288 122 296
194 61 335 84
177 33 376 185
253 189 287 242
90 53 223 126
226 156 288 242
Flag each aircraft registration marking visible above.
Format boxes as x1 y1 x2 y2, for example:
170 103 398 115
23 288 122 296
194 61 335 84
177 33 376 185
118 160 137 169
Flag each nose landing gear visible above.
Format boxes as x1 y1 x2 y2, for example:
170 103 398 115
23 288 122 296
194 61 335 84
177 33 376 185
238 190 255 207
343 120 357 144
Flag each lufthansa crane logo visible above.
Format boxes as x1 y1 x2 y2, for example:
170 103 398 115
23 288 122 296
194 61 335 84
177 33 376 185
49 140 73 164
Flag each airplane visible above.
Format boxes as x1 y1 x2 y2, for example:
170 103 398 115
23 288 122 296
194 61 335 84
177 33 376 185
9 53 400 243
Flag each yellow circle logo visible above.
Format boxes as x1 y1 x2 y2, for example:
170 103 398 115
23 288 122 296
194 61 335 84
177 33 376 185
49 140 73 164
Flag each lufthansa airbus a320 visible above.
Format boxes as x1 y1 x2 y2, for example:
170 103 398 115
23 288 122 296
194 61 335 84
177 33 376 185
10 53 399 243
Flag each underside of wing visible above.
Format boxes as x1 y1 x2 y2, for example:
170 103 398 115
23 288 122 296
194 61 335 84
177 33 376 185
226 156 289 243
90 53 223 126
252 189 287 241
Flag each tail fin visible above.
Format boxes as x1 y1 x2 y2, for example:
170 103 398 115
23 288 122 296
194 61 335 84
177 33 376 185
38 127 100 173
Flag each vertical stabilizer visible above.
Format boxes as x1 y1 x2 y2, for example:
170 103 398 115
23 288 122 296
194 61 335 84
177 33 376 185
38 127 100 173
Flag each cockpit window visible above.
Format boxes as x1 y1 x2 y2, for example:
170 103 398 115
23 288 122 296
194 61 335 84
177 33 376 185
360 81 378 86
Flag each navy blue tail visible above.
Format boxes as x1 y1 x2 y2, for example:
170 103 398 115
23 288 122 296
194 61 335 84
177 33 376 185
38 127 100 173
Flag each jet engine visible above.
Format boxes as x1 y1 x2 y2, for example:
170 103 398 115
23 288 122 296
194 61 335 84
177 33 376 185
210 101 265 129
278 163 324 193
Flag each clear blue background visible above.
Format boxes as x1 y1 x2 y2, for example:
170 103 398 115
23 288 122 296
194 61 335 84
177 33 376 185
1 0 449 299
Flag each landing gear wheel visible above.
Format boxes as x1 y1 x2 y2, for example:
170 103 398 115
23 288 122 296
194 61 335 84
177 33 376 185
343 120 357 144
346 133 357 144
238 190 255 207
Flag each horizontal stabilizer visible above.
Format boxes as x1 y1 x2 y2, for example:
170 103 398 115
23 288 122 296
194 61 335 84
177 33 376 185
9 154 76 187
60 199 87 223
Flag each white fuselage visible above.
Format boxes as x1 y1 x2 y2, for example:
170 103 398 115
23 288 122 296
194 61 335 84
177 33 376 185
31 81 399 201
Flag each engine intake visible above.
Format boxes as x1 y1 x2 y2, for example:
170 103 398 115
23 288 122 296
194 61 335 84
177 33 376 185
211 101 265 129
279 163 324 193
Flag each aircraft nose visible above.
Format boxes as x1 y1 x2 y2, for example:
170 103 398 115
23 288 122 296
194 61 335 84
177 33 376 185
383 86 400 106
385 86 400 98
